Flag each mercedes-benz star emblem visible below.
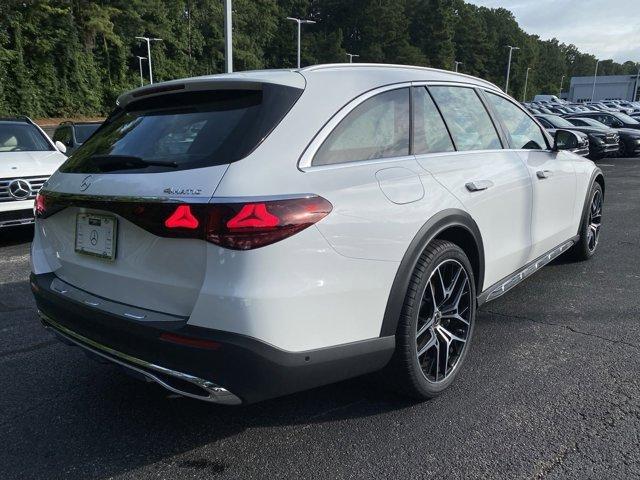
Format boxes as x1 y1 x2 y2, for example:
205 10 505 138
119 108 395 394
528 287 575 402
90 230 99 246
80 175 93 192
8 179 31 200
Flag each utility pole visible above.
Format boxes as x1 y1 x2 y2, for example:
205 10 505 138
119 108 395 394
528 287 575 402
224 0 233 73
591 59 601 101
523 67 531 102
135 36 162 84
286 17 316 68
454 61 463 72
505 45 520 94
559 74 565 97
136 56 147 87
346 53 359 63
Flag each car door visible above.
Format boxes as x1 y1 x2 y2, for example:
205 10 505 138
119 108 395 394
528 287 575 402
484 90 577 260
415 84 533 289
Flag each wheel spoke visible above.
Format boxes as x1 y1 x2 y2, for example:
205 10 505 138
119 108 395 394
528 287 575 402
417 329 437 357
436 325 467 344
417 316 435 338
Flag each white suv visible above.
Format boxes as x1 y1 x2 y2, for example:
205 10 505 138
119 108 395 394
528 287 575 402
31 65 604 405
0 117 67 227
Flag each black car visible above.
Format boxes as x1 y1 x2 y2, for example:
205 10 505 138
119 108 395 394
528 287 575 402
566 111 640 131
52 121 101 155
535 114 619 159
566 117 640 157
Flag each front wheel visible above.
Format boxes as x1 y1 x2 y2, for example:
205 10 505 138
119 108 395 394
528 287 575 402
569 182 603 261
385 240 476 399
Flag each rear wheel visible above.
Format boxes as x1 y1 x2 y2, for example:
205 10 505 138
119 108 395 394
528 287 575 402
569 182 603 261
386 240 476 399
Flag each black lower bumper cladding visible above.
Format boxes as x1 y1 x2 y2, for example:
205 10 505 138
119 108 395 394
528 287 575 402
31 273 395 404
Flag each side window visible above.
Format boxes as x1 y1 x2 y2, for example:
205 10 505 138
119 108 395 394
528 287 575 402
596 114 612 126
486 93 547 149
537 118 552 129
313 88 410 166
428 86 502 151
412 87 454 154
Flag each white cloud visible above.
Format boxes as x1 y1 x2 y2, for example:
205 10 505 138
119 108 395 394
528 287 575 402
465 0 640 62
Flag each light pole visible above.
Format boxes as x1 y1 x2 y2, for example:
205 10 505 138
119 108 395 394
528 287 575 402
346 53 359 63
136 56 147 87
223 0 233 73
135 36 162 84
591 59 600 101
505 45 520 94
559 74 565 97
286 17 316 68
634 63 639 101
454 60 463 72
522 67 531 102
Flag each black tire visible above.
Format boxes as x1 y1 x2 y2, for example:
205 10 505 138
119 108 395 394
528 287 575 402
618 140 627 158
568 182 603 261
384 239 476 399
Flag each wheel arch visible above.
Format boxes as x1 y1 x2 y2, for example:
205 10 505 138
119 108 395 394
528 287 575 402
379 209 484 337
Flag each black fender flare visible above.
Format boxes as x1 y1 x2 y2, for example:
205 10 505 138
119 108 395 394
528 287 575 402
379 209 485 337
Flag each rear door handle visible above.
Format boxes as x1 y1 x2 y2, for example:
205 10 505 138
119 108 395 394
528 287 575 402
465 180 493 192
536 170 552 179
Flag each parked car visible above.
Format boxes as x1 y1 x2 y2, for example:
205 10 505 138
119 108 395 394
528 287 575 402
545 128 590 157
31 65 604 405
0 117 67 228
566 116 640 157
568 110 640 131
52 121 102 156
535 114 619 159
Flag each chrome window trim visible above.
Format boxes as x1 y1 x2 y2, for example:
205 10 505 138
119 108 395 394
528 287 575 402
298 82 413 170
298 80 511 172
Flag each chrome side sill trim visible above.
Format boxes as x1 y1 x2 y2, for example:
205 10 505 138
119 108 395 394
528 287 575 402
39 311 242 405
478 238 577 305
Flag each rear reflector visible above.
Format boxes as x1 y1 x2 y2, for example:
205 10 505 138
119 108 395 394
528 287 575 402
159 332 221 350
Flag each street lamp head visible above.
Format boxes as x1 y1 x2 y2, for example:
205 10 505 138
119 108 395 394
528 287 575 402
301 20 316 24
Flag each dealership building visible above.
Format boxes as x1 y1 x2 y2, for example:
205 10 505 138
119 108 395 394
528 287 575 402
567 74 640 102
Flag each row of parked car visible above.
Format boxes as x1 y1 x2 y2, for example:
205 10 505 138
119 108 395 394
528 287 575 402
523 99 640 159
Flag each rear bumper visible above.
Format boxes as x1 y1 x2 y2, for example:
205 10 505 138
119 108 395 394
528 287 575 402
31 272 395 404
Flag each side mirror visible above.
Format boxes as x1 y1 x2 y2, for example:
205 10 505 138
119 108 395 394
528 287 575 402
553 129 579 151
55 140 67 154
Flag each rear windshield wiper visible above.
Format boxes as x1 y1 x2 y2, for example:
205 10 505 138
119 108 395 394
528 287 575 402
89 154 178 171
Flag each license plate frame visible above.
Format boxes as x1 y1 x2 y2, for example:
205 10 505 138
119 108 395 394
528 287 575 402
75 213 117 261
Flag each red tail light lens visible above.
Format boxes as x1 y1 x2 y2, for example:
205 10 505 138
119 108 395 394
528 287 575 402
34 192 47 217
207 196 333 250
34 194 332 250
159 332 221 350
165 205 199 229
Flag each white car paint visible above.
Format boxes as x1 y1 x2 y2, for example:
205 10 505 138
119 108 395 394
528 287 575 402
32 64 600 355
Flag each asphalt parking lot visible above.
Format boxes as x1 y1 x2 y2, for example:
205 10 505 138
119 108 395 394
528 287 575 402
1 157 639 480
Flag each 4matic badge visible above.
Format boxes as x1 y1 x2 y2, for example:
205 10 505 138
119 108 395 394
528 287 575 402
163 187 203 196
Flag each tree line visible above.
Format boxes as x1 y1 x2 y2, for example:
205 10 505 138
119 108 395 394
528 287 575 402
1 0 638 118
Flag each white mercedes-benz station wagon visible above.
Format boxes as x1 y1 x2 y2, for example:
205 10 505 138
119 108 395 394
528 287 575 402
31 65 604 405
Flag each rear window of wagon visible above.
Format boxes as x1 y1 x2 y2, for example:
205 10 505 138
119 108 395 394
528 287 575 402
60 84 303 174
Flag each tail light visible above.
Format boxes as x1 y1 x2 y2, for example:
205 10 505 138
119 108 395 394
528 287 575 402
37 193 332 250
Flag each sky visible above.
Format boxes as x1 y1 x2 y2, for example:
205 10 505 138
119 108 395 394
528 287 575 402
465 0 640 63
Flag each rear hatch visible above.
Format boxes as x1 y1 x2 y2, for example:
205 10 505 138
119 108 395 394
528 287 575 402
37 73 305 317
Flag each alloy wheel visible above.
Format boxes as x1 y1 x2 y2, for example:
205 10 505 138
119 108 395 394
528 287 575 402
587 189 602 252
416 259 472 383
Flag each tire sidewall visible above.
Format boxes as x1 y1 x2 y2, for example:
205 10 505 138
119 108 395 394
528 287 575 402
578 182 603 259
